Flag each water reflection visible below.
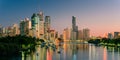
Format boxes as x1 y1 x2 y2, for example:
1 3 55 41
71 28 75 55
106 46 120 60
24 42 120 60
4 41 120 60
103 47 107 60
72 45 77 60
47 48 52 60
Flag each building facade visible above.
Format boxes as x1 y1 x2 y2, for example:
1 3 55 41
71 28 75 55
83 28 90 40
63 28 71 40
78 30 83 40
12 24 20 36
20 18 31 36
37 12 44 39
44 16 51 40
71 16 78 40
31 13 40 38
108 33 113 39
114 32 120 39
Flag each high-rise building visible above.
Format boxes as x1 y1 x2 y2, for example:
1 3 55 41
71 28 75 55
71 31 77 40
44 16 50 31
114 32 120 39
6 26 13 36
83 28 90 40
20 20 25 36
108 33 113 39
31 13 40 38
12 24 20 36
63 28 71 41
63 29 67 40
2 27 6 36
20 18 31 36
78 30 83 40
71 16 78 40
50 30 56 42
37 11 44 39
0 26 14 36
44 16 51 40
72 16 76 31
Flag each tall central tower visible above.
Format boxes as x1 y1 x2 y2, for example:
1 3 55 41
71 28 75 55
71 16 78 40
72 16 76 31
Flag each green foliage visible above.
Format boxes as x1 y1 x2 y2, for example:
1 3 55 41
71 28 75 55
88 38 120 46
114 38 120 45
0 35 44 56
88 39 101 44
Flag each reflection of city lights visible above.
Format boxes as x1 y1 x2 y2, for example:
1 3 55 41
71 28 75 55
47 49 52 60
103 47 107 60
24 42 120 60
63 43 67 60
73 54 77 60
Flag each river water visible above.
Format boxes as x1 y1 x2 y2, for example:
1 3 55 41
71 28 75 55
1 42 120 60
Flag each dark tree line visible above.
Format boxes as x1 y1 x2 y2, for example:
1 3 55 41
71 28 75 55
0 35 44 56
88 38 120 45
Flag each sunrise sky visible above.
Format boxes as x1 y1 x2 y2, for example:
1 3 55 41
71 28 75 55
0 0 120 37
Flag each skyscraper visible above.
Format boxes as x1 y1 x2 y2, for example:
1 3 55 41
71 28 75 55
78 30 83 40
20 18 31 36
45 16 50 30
37 11 44 39
83 28 90 40
63 28 71 41
72 16 76 31
108 33 113 39
20 20 25 36
114 32 120 39
12 24 20 36
31 13 40 38
6 26 13 36
44 16 51 40
71 16 78 40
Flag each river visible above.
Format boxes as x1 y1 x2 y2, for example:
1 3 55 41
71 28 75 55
1 42 120 60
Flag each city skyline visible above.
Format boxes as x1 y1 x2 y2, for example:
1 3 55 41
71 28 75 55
1 0 120 37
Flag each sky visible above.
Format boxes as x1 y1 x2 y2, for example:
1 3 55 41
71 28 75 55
1 0 120 37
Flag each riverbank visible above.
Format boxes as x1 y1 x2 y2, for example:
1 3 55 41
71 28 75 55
99 43 120 47
0 35 44 56
88 38 120 48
